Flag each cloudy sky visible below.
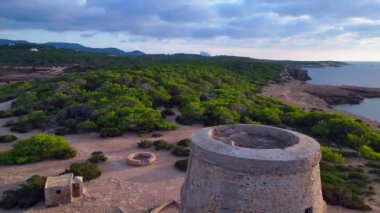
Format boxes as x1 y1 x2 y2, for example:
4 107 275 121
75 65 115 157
1 0 380 61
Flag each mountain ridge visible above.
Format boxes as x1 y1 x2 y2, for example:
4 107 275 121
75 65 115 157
0 39 145 56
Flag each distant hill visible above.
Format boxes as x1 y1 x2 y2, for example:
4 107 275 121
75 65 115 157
0 39 144 56
200 51 211 57
45 42 145 56
0 39 29 45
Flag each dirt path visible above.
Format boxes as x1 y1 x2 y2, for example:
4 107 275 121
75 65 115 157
0 106 202 213
0 102 378 212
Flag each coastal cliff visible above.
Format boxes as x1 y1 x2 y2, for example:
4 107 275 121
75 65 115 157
275 66 311 82
272 65 380 105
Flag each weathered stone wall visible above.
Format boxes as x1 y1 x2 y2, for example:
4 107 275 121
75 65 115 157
181 124 326 213
45 185 72 207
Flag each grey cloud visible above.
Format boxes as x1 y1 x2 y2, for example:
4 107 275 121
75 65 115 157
0 0 380 43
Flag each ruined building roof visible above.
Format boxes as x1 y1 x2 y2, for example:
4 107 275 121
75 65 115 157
45 173 73 188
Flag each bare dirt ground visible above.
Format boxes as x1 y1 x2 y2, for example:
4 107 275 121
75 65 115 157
0 67 66 82
0 101 378 212
262 80 380 131
0 105 202 213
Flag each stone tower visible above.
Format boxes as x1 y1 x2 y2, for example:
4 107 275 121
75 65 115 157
181 124 326 213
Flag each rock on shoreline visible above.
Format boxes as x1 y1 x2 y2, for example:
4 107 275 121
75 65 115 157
272 65 380 105
303 84 380 105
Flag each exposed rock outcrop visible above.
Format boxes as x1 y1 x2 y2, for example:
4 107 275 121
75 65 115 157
304 84 380 105
273 66 311 83
285 66 311 81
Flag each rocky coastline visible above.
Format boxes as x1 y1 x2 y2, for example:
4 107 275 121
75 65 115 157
276 65 380 106
261 65 380 130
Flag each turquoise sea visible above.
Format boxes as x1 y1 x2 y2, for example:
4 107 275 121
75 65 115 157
307 62 380 122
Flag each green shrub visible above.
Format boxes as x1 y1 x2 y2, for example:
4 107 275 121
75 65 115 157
175 159 188 171
10 123 31 133
99 128 121 138
0 134 76 165
0 175 46 209
167 143 176 151
172 146 190 157
322 183 371 211
321 146 344 163
177 139 190 147
138 131 150 137
88 151 107 164
360 145 380 160
153 140 175 151
0 110 13 118
54 126 69 135
151 133 163 137
76 120 97 133
0 135 17 143
138 140 153 148
65 163 101 181
161 109 175 118
320 162 372 211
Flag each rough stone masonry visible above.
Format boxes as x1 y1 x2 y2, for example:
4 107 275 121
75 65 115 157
180 124 326 213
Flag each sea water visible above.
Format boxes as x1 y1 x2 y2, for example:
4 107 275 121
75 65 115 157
307 62 380 122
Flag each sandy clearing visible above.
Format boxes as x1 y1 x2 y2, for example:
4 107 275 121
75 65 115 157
0 108 202 213
0 102 377 212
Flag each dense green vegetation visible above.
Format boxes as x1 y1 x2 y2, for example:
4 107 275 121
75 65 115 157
0 134 76 164
321 162 373 211
320 148 373 210
0 175 46 209
1 44 380 210
0 134 17 143
65 162 102 181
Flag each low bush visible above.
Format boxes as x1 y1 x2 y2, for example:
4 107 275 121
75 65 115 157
76 120 97 133
166 143 176 151
138 131 150 137
0 135 17 143
10 124 31 133
177 139 190 147
365 161 380 169
161 109 175 118
88 151 107 164
153 140 175 151
99 128 121 138
0 110 13 118
321 146 344 163
321 162 373 211
54 126 70 135
0 175 46 209
138 140 153 148
151 133 163 137
172 146 190 157
65 162 101 181
153 140 167 150
360 145 380 161
0 134 76 165
174 159 188 171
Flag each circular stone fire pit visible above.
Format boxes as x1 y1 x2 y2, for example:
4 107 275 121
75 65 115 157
126 152 157 166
